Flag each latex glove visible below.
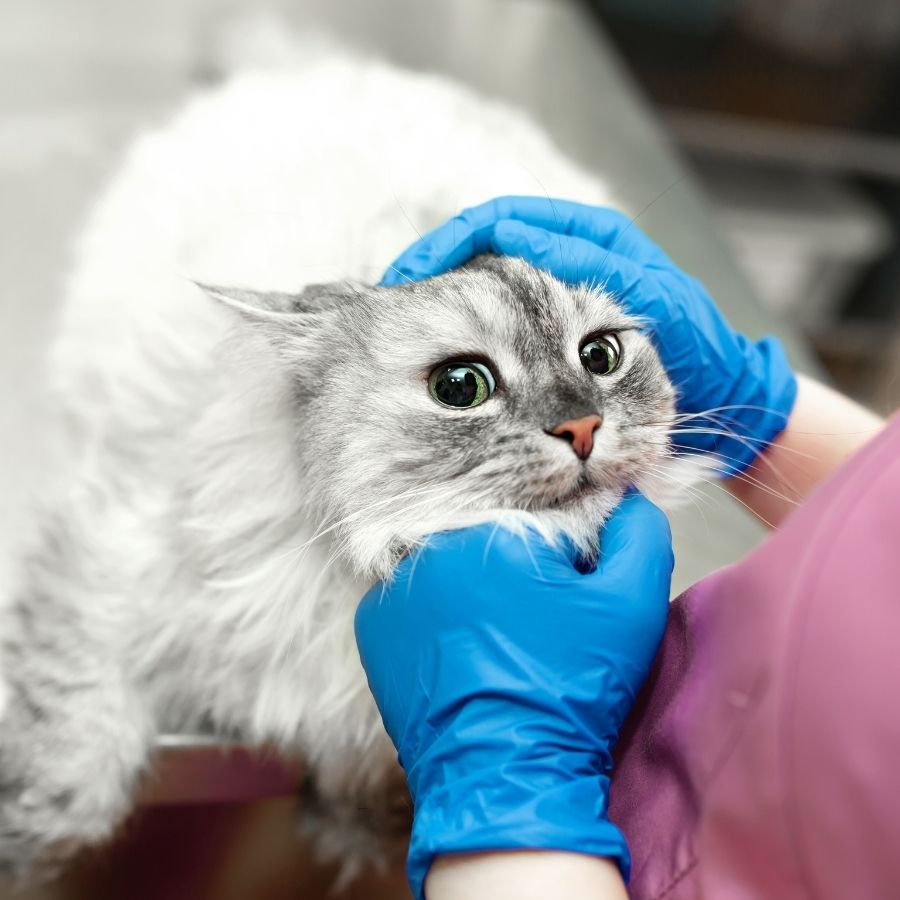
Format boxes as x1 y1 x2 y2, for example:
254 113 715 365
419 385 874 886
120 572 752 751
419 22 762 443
382 196 797 473
355 493 673 900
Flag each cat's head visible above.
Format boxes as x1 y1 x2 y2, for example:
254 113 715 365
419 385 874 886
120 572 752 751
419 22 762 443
205 254 675 579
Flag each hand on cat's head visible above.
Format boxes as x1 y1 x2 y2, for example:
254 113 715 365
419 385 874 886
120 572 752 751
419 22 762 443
200 254 676 580
381 195 798 475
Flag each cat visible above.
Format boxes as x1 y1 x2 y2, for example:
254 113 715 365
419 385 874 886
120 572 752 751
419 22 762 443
0 31 684 881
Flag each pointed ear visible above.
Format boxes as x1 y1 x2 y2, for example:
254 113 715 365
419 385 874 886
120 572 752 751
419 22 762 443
196 281 357 320
196 281 365 367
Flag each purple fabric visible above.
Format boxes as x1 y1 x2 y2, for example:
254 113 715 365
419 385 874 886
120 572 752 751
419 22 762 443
609 416 900 899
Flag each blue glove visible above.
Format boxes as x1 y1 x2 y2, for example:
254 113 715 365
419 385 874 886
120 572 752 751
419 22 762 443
354 493 673 900
382 196 797 473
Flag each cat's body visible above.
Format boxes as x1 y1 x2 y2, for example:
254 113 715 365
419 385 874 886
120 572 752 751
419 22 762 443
2 40 681 876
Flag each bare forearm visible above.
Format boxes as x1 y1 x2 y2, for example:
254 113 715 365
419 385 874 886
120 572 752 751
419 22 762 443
728 374 885 527
426 851 628 900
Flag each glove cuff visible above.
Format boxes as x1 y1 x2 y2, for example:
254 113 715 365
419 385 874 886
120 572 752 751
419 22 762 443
405 765 629 900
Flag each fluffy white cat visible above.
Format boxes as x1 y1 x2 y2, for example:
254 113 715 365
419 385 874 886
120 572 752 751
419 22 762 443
1 28 686 880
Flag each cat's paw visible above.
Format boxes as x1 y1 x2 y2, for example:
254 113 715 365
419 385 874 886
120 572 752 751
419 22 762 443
0 736 139 886
0 789 83 886
299 774 411 889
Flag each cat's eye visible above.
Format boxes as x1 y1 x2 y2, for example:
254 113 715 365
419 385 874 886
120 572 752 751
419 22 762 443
579 334 622 376
429 362 495 409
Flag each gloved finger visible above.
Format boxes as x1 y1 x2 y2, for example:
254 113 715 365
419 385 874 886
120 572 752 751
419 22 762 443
381 196 670 286
491 219 655 313
483 196 672 266
464 196 670 264
380 197 530 285
593 492 673 579
381 196 572 285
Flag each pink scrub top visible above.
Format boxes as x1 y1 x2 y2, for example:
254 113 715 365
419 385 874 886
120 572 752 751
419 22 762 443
609 415 900 900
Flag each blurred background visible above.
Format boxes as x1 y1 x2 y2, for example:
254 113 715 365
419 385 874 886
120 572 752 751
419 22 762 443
1 0 897 897
596 0 900 412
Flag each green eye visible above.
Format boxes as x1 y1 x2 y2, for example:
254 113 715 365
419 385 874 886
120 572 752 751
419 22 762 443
579 334 622 376
429 362 495 409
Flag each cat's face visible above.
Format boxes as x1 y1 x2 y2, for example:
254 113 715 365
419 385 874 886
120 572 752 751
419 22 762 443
209 255 675 578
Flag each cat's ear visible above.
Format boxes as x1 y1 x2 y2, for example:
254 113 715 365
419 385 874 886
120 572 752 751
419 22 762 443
196 281 362 364
196 281 355 321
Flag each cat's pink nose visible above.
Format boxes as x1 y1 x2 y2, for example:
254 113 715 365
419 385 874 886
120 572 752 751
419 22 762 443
550 415 603 460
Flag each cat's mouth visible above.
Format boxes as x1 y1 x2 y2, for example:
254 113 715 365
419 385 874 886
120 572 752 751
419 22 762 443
546 472 597 508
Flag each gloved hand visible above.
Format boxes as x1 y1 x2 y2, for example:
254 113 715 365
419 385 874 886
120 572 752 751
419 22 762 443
355 493 673 900
382 196 797 473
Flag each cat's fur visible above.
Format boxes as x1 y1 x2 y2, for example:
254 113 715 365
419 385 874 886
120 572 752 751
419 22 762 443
1 39 683 877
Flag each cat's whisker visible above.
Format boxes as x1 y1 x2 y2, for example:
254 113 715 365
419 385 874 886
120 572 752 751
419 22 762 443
641 480 714 538
665 457 797 515
665 426 804 465
675 444 798 504
479 517 550 580
670 465 778 530
389 488 505 594
205 484 461 589
667 423 816 498
667 428 797 501
638 463 715 538
233 487 491 656
284 484 455 557
640 462 716 510
667 442 802 508
390 190 426 245
665 427 782 463
647 461 742 516
328 482 496 557
640 404 791 442
667 408 816 460
666 426 772 443
326 485 501 592
385 264 414 285
630 413 817 508
670 403 790 420
601 174 690 268
672 411 792 457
